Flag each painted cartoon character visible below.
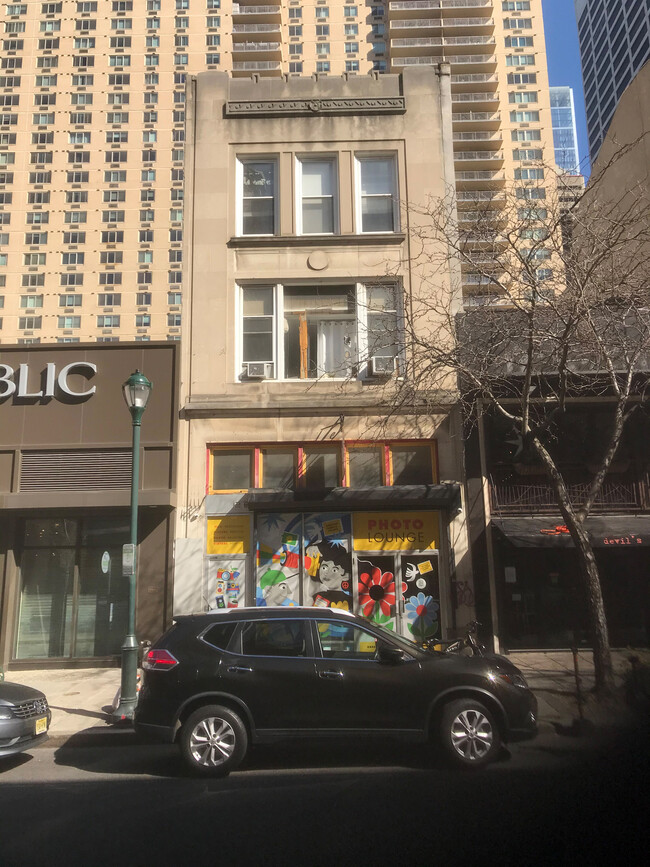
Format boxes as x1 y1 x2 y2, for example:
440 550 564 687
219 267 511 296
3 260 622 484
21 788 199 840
307 538 352 610
256 568 298 607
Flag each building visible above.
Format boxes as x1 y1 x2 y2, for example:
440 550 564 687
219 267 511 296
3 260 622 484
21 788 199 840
0 1 556 344
174 68 475 645
574 0 650 160
0 342 178 670
550 86 581 173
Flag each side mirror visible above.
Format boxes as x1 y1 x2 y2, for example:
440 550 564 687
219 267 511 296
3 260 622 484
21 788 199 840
378 644 405 665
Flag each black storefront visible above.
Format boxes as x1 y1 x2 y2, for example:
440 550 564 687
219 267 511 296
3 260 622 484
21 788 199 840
492 516 650 649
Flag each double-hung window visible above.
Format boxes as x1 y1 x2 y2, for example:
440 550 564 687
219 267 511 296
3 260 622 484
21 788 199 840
297 158 337 235
238 159 277 236
356 155 398 233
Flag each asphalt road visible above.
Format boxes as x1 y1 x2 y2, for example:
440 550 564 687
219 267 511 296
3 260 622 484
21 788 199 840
0 730 648 867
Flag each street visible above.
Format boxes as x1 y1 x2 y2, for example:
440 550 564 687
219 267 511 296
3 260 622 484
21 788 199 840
0 729 647 867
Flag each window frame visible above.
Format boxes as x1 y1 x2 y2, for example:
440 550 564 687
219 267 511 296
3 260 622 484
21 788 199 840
296 156 339 236
354 153 399 235
236 156 279 238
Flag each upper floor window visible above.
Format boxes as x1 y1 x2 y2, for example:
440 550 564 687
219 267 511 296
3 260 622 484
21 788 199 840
356 155 398 233
238 159 276 236
297 158 337 235
240 282 399 382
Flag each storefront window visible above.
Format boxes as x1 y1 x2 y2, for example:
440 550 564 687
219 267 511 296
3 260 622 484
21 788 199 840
212 449 252 490
15 516 129 660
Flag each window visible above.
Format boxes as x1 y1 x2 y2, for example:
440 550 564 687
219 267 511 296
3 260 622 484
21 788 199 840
345 42 359 53
19 317 42 330
168 291 181 305
105 190 126 202
516 187 546 200
25 232 47 245
108 93 129 107
60 273 83 286
97 315 120 328
316 61 330 73
105 171 126 183
316 622 378 660
69 132 91 145
344 6 358 15
348 447 383 486
345 60 359 73
169 249 182 263
289 43 302 55
506 54 535 66
139 251 154 264
288 7 301 18
289 62 303 74
138 272 153 285
23 253 46 267
510 110 539 122
109 55 131 67
102 210 125 222
289 25 302 37
98 293 122 306
356 156 397 233
504 17 532 28
511 129 541 141
59 295 82 307
62 253 84 265
513 148 543 160
140 230 154 242
241 620 307 657
316 43 329 55
66 191 88 203
168 313 181 327
505 36 533 47
135 292 152 307
100 251 123 264
509 91 538 104
58 316 81 329
74 37 96 50
239 159 276 236
502 1 530 9
298 159 337 235
63 232 85 244
20 295 43 310
101 231 123 243
345 24 358 35
315 25 329 36
69 113 92 125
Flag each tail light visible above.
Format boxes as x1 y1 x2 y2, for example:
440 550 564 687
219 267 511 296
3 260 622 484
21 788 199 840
143 648 179 671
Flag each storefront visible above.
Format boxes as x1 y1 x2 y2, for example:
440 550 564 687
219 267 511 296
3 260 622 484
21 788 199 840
186 483 462 645
0 343 178 670
493 516 650 649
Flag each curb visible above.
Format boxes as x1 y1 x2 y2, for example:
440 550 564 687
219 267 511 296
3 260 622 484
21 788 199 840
39 726 138 750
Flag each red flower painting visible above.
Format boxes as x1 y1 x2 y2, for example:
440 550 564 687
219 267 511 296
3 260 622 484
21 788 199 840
358 566 398 619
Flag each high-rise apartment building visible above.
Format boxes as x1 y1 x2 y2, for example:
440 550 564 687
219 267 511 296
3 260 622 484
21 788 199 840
574 0 650 160
0 1 555 343
550 86 580 173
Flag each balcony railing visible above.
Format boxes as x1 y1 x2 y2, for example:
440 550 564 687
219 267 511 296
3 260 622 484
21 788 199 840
490 475 650 514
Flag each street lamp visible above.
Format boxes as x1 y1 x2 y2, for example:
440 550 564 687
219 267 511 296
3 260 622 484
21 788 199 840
113 369 153 722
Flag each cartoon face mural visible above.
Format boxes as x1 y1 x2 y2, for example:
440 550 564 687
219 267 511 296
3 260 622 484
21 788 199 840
303 513 353 612
255 514 301 607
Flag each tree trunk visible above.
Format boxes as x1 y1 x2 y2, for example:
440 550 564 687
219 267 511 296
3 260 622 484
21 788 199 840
531 437 615 696
567 518 615 695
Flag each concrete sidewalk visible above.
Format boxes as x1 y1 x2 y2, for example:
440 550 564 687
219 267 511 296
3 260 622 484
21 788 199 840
3 648 644 746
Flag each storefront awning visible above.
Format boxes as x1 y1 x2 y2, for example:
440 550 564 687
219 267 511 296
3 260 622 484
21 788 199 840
244 484 461 513
493 515 650 548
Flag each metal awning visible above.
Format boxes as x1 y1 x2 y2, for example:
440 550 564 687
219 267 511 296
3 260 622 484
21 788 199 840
493 515 650 548
244 484 461 513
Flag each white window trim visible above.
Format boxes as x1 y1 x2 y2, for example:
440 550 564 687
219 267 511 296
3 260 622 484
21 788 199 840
354 153 399 235
237 281 403 383
236 156 279 238
295 156 339 237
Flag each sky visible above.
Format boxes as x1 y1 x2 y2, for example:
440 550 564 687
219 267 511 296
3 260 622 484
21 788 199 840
541 0 591 175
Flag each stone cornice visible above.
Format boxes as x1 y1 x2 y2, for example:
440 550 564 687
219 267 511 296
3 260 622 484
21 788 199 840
228 232 406 249
224 96 406 118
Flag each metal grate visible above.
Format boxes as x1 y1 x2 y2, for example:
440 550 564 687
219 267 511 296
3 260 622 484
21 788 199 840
13 698 49 720
20 449 132 492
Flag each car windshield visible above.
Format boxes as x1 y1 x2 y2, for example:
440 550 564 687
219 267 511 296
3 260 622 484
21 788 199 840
368 620 425 655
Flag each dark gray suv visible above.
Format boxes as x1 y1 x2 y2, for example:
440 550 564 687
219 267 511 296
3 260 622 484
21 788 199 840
135 607 537 776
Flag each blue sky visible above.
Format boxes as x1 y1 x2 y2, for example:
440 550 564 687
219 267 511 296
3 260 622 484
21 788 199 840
541 0 591 174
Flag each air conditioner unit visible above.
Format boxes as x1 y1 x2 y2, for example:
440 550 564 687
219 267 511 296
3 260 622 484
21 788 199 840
369 355 396 377
243 361 272 380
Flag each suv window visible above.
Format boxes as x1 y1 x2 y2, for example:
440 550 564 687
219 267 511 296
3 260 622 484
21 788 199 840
241 620 307 657
316 621 377 660
202 621 237 651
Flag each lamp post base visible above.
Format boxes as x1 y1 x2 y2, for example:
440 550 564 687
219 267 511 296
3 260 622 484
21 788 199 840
111 634 139 723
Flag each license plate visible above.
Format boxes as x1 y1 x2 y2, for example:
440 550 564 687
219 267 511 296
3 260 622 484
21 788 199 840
35 716 48 735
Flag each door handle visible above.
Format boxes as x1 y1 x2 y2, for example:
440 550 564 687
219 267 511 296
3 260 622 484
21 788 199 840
227 665 253 673
318 669 344 679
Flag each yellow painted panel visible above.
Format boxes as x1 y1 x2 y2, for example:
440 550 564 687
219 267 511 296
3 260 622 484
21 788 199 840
207 515 251 555
353 511 439 552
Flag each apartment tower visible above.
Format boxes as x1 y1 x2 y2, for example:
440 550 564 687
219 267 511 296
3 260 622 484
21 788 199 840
0 0 555 342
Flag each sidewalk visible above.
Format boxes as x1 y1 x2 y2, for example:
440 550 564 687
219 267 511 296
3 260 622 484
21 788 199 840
3 649 644 746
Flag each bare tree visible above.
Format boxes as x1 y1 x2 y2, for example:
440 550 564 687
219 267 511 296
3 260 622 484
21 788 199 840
383 144 650 694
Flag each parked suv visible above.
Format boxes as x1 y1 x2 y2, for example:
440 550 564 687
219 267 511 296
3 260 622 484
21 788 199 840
134 608 537 776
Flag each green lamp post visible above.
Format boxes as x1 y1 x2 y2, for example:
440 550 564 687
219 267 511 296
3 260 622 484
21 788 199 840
113 369 153 722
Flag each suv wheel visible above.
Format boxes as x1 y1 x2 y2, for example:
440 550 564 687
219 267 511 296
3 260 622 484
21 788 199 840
440 699 500 768
180 704 248 777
